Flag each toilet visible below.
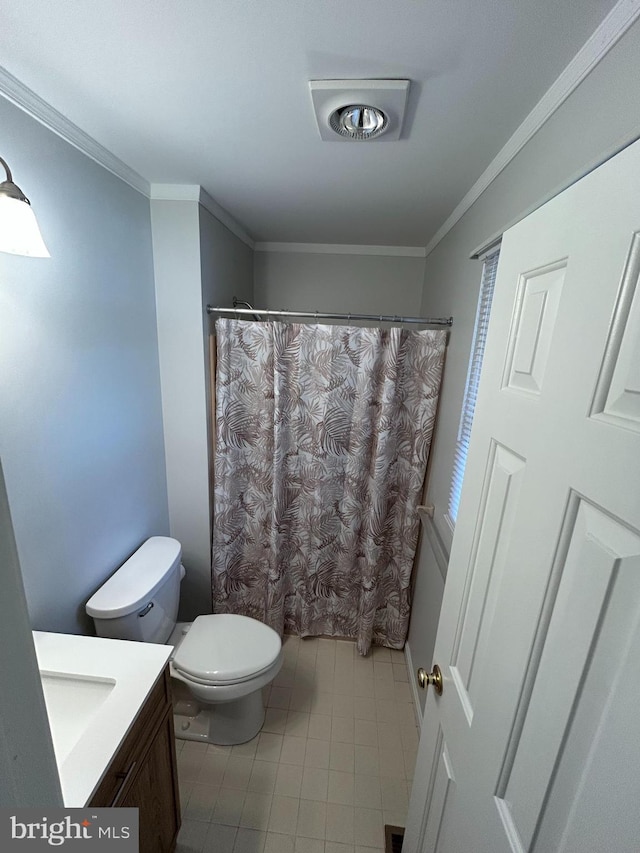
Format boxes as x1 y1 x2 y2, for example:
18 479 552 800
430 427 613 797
85 536 283 745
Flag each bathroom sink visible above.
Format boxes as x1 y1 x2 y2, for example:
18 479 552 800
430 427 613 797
33 631 171 805
39 672 115 765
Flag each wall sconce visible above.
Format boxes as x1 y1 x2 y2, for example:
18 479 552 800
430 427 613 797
0 156 50 257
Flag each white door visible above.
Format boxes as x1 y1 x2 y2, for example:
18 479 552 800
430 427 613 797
404 138 640 853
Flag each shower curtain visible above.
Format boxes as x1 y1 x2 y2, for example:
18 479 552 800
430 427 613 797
212 318 446 655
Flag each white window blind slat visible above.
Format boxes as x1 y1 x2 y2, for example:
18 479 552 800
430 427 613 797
447 248 500 524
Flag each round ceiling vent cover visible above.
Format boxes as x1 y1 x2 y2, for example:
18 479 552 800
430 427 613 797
329 104 388 140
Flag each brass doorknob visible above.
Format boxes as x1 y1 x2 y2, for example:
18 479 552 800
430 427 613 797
417 664 443 696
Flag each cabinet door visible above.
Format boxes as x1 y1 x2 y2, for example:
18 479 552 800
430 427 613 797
122 711 181 853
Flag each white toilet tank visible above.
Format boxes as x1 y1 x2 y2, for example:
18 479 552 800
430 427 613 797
86 536 183 644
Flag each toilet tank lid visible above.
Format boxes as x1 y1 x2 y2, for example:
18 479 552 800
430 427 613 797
86 536 182 620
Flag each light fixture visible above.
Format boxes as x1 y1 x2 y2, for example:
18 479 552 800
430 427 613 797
329 105 388 140
309 80 410 142
0 156 50 257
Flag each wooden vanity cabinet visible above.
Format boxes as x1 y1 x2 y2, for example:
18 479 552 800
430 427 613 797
89 666 181 853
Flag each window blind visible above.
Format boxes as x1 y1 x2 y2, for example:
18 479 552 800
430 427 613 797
447 247 500 525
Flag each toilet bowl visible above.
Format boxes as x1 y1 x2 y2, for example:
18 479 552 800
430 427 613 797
85 536 282 745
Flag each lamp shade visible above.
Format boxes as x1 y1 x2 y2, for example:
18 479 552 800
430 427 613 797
0 156 50 258
0 194 50 257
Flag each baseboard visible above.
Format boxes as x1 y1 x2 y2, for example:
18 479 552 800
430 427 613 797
404 641 423 731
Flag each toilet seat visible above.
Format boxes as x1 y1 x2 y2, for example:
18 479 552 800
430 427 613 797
171 613 282 687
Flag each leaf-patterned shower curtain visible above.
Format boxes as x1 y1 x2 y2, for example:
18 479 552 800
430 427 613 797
212 318 446 655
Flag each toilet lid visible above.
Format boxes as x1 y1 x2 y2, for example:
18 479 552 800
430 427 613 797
171 614 282 685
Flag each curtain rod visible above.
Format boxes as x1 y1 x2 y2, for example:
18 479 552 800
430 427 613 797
206 305 453 327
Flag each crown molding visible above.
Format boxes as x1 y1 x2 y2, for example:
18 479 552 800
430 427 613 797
149 184 255 249
148 184 201 202
424 0 640 258
0 66 150 196
198 188 255 249
255 242 426 257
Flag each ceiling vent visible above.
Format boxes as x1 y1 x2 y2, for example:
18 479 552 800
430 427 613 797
309 79 410 142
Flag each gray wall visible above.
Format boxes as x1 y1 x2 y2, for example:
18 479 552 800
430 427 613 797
407 17 640 709
254 250 425 316
152 200 253 621
0 96 169 635
0 461 62 807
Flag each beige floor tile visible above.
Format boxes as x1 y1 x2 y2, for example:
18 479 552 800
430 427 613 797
178 747 208 783
327 771 354 806
355 847 384 853
255 733 284 763
383 810 407 829
295 836 325 853
274 666 296 688
372 662 393 682
179 780 194 816
183 783 219 822
248 761 279 794
328 741 354 773
403 749 416 781
325 803 355 844
310 692 334 716
286 711 310 737
234 828 266 853
353 808 384 848
332 695 355 718
354 720 377 747
391 662 409 683
353 676 375 699
326 843 355 853
333 675 356 696
377 748 405 780
197 751 230 785
268 795 300 835
370 647 391 661
268 687 293 709
354 775 381 811
290 686 313 712
275 763 304 798
177 818 209 853
392 683 411 704
213 789 246 826
373 681 395 701
354 746 379 776
308 714 332 741
400 725 419 751
375 700 397 723
297 798 327 839
334 661 355 680
380 777 409 813
232 737 259 759
376 722 402 752
264 832 295 853
263 708 288 735
280 736 308 766
223 757 254 790
239 793 273 830
331 716 354 744
203 823 237 853
353 697 376 722
301 766 329 801
305 739 331 770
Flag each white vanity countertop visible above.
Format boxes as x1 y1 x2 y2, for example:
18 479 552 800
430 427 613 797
33 631 172 807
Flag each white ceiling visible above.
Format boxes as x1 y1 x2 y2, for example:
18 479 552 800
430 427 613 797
0 0 620 246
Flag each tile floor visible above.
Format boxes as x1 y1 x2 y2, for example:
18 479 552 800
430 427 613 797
175 635 419 853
